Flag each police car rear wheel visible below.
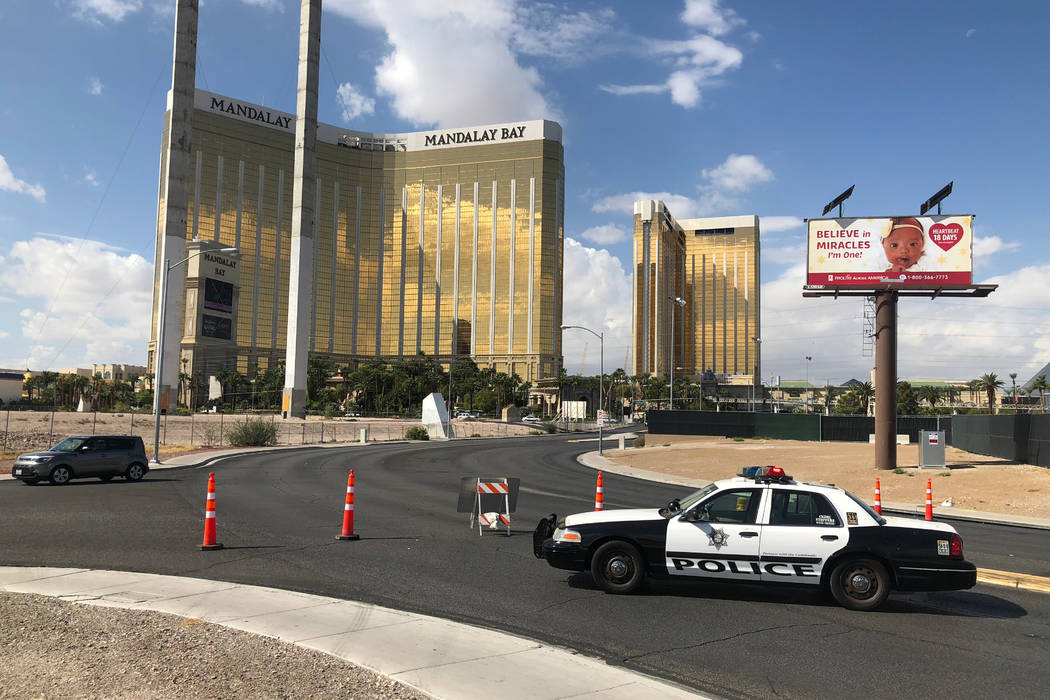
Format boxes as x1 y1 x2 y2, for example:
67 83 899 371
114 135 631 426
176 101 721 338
591 541 644 594
830 557 890 611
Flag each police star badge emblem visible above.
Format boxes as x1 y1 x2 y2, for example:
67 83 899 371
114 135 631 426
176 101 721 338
708 527 730 550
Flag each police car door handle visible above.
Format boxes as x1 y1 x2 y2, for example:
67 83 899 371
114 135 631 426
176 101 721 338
739 531 758 538
821 535 839 541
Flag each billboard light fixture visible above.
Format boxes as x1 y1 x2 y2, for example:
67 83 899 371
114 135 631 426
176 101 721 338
821 185 855 217
920 181 953 216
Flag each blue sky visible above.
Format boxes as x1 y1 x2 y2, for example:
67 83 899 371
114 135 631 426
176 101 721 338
1 0 1048 386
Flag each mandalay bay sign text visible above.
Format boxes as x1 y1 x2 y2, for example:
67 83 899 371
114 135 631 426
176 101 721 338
807 215 973 287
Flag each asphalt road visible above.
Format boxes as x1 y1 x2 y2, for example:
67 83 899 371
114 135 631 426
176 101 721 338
3 434 1049 699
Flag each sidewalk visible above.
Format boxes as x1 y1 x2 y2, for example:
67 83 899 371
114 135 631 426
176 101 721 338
0 566 706 700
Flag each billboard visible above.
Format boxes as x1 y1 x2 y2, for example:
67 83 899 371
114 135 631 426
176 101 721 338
201 314 232 340
807 215 972 287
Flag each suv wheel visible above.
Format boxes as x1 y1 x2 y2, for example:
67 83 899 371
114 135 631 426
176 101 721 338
590 540 645 594
829 557 891 611
49 466 73 485
125 463 146 482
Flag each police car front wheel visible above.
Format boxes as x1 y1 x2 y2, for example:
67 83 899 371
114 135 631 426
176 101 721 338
591 541 644 594
829 557 890 611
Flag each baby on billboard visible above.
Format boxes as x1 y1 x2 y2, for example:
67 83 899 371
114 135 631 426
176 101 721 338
881 217 927 272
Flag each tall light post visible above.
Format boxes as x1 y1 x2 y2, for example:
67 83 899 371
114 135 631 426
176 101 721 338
153 246 237 463
562 324 604 455
668 296 685 409
751 337 762 411
804 355 813 414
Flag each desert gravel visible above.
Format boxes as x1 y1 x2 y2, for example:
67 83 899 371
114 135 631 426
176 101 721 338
0 592 430 699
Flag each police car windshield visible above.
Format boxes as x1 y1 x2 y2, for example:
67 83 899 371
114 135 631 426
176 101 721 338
676 484 718 512
843 489 886 525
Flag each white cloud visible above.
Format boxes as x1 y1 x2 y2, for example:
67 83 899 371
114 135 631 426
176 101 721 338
764 245 804 266
0 331 9 339
0 237 153 369
83 168 101 188
973 235 1020 258
512 5 616 62
335 82 376 122
594 154 774 220
602 14 744 109
702 153 773 191
580 223 629 245
966 28 977 39
680 0 743 36
757 261 1050 384
760 216 804 233
561 237 632 374
70 0 142 24
240 0 285 10
328 0 555 127
88 77 103 96
0 154 46 203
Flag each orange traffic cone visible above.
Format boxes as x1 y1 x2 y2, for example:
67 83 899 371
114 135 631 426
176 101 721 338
594 471 604 511
201 472 223 550
925 478 933 521
336 470 360 540
874 478 882 515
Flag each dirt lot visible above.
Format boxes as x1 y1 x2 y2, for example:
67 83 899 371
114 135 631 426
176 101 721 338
0 409 542 475
606 435 1050 519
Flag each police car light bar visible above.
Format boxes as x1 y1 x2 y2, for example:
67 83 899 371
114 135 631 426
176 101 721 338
738 465 792 483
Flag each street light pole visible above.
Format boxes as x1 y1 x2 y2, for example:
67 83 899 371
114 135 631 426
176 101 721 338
668 296 685 409
562 325 604 455
152 246 237 464
752 337 762 412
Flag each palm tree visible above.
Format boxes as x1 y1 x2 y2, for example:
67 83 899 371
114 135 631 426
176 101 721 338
1031 375 1050 412
917 385 943 410
977 373 1004 414
853 381 874 416
1009 372 1018 408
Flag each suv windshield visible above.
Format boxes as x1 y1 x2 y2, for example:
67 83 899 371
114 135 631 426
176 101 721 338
51 437 88 453
665 484 718 515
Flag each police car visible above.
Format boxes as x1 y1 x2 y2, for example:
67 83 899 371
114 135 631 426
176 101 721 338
533 466 977 610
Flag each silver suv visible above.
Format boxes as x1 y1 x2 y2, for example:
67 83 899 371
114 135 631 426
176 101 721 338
11 435 149 485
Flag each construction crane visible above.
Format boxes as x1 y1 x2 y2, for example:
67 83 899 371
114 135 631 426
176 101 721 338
579 342 588 375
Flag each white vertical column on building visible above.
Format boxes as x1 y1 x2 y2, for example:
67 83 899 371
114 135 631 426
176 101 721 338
398 186 407 356
416 185 424 354
527 177 534 355
251 164 264 348
722 252 727 374
733 251 738 374
641 220 650 374
375 187 384 356
701 253 706 373
351 186 361 354
193 151 202 238
555 178 562 360
309 178 321 351
453 183 461 356
508 179 516 355
744 250 749 375
489 181 496 355
690 254 696 374
711 253 717 375
235 160 244 249
655 234 661 376
214 155 223 241
272 169 284 350
470 182 478 356
434 184 443 355
329 181 339 353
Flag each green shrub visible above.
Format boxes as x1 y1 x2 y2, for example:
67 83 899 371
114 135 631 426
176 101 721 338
733 437 745 442
893 467 905 474
633 435 645 448
175 407 191 417
227 418 278 447
405 426 429 440
543 422 556 434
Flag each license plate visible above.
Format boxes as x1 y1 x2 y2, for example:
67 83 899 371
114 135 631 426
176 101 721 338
13 468 23 476
937 540 949 556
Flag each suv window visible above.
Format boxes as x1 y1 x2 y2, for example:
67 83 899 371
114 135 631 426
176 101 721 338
694 489 761 524
108 438 135 450
770 490 841 527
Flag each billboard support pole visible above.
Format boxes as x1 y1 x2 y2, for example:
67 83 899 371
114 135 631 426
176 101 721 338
874 290 898 470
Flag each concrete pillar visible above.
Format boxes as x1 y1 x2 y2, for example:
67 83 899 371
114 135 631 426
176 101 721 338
282 0 321 419
153 0 197 416
874 291 897 470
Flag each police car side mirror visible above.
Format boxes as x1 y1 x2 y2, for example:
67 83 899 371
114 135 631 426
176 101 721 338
681 508 701 523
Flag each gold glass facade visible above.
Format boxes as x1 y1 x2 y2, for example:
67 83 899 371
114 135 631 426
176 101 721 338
632 201 760 382
148 91 564 385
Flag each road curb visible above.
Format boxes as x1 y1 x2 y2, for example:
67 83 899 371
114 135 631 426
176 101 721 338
976 569 1050 594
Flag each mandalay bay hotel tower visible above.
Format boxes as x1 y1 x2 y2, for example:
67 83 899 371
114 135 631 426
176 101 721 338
632 200 760 389
147 89 565 403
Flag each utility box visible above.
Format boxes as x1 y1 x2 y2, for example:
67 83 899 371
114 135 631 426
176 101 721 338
919 430 946 468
